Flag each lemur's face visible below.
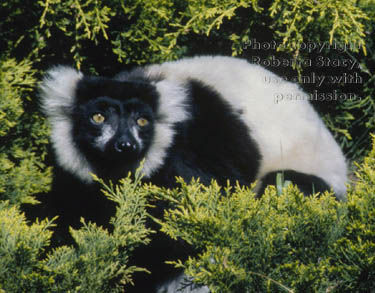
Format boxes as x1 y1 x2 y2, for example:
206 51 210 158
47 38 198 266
72 77 157 177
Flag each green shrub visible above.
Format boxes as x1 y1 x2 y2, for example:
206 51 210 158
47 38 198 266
0 171 152 292
0 202 55 292
1 0 375 291
0 58 51 205
2 137 375 291
157 135 375 292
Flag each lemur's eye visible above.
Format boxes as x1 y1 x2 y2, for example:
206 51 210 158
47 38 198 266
92 113 106 124
137 117 148 127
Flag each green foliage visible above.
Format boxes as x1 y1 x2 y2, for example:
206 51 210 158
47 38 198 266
331 134 375 291
0 0 374 291
156 136 375 292
2 135 375 291
268 0 368 55
0 172 152 292
0 58 52 205
38 0 115 67
0 202 55 292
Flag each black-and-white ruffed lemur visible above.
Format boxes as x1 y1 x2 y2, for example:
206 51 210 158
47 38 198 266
39 56 347 293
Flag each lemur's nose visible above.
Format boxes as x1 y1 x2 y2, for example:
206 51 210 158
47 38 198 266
114 140 137 153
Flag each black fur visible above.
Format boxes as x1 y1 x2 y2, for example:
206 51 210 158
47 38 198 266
148 80 261 188
258 170 332 196
72 77 158 181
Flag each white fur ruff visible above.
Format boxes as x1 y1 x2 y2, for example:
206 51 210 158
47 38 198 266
39 66 94 183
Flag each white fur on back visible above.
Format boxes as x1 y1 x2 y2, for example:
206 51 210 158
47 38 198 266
40 66 94 183
145 56 348 198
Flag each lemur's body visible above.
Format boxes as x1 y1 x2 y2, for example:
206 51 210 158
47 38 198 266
40 56 347 292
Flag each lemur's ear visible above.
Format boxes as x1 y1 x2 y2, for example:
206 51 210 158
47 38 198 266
39 66 83 117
